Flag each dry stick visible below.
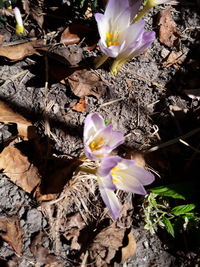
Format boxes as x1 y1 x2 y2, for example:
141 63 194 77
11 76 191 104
147 128 200 152
2 70 29 87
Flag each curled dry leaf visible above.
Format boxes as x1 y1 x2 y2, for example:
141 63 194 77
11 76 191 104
0 217 24 254
88 222 125 266
60 27 81 45
158 8 180 47
61 213 86 250
72 98 86 112
67 69 105 98
0 145 41 193
120 231 137 264
0 41 38 61
60 24 98 51
30 232 61 265
0 101 37 139
162 51 187 69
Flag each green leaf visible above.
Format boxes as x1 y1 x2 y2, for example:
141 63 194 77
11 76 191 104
150 186 186 200
162 217 175 237
171 204 196 216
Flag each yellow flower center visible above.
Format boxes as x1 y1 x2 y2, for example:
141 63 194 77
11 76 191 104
106 32 120 47
89 137 105 151
111 166 119 183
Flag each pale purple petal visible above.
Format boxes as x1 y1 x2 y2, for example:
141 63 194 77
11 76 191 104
95 13 107 41
115 176 147 195
98 173 116 191
98 40 125 58
105 0 130 20
132 31 156 57
83 114 125 160
84 113 105 141
84 125 124 160
129 0 143 18
99 184 120 219
98 156 122 176
125 20 145 45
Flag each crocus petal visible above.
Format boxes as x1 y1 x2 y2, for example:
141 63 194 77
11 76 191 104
114 175 147 195
98 40 125 58
85 124 124 160
98 156 122 177
105 0 130 20
84 113 105 142
98 181 120 219
98 156 155 195
83 114 125 160
95 13 107 42
129 0 143 18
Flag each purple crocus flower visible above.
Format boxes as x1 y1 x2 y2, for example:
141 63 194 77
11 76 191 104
84 114 124 161
94 0 155 74
97 156 155 219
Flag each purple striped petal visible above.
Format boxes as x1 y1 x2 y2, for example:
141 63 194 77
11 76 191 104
98 182 120 219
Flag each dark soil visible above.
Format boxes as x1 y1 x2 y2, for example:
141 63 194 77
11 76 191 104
0 0 200 266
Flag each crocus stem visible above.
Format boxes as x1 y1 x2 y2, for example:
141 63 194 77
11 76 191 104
79 166 97 175
133 3 152 22
110 59 125 75
94 54 109 69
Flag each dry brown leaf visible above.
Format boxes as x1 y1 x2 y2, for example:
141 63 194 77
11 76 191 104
0 145 41 193
0 101 37 139
60 24 97 51
163 51 186 68
60 27 81 45
72 98 87 112
120 232 137 264
0 217 24 254
0 41 39 61
158 8 180 47
67 69 105 98
88 222 125 266
61 213 86 250
30 232 61 265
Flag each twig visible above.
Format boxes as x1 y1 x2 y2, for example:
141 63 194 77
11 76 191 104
147 128 200 152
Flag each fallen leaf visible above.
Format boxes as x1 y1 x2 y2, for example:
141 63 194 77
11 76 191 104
0 145 41 193
0 101 37 139
60 24 97 50
72 98 86 112
120 232 137 264
162 51 186 68
158 8 180 47
88 222 125 266
61 213 86 250
30 232 61 265
47 44 83 66
67 69 105 98
60 27 81 45
0 217 24 254
0 41 38 61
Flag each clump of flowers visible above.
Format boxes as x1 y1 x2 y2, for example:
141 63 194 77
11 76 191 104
94 0 173 74
82 113 155 219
